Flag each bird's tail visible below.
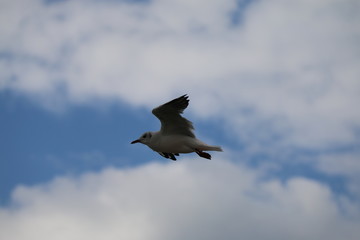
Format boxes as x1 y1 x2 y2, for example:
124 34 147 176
200 144 223 152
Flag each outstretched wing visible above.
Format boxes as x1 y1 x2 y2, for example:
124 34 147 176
152 95 195 138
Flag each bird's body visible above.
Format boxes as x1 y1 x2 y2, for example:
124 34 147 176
131 95 222 160
146 133 221 153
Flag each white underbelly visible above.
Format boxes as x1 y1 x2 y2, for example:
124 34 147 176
149 135 196 153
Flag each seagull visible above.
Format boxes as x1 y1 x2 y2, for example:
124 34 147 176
131 94 223 160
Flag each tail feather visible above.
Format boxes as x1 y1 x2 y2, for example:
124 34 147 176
200 145 223 152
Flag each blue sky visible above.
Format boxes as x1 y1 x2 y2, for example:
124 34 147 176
1 0 360 239
0 91 149 204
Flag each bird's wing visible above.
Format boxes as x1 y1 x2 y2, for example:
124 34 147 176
152 95 195 137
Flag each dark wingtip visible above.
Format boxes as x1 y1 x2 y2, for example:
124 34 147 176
164 94 190 113
178 94 188 99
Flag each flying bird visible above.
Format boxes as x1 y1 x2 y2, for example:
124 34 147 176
131 95 223 160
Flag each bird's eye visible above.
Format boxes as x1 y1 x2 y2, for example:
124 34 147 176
142 133 147 138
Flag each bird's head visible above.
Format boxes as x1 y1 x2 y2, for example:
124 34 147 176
131 132 153 145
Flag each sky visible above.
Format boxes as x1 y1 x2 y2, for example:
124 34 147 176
1 0 360 239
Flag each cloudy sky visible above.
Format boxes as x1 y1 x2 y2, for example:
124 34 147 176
1 0 360 239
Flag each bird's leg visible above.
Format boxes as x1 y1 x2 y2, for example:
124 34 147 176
159 152 176 161
159 152 169 159
195 149 211 160
168 153 177 161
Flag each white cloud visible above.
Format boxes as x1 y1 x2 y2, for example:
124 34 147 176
1 160 359 240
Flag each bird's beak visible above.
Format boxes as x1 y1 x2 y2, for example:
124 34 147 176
131 139 140 144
